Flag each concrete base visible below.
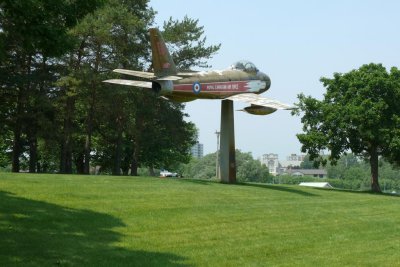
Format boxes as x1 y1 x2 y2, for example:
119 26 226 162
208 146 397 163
219 100 236 183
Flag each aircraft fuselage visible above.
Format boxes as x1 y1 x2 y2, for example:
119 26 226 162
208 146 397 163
159 68 271 102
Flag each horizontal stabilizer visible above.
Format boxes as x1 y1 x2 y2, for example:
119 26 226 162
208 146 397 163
113 69 156 79
103 79 152 88
226 93 294 110
113 69 183 81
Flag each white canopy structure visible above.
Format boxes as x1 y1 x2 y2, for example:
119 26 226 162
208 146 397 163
299 182 333 188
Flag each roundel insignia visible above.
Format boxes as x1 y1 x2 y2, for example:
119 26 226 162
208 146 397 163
192 82 201 94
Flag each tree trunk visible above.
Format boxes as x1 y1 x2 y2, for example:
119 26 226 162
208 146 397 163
130 141 139 176
84 96 93 174
84 133 91 174
37 162 41 173
369 146 381 193
148 166 156 177
60 96 74 174
131 107 144 176
75 152 85 174
11 55 30 173
130 158 138 176
28 132 37 173
113 127 123 176
83 46 98 175
11 122 22 172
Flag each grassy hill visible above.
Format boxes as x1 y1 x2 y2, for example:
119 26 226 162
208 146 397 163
0 173 399 266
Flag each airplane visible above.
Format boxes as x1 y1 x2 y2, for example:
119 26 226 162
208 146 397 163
103 28 293 114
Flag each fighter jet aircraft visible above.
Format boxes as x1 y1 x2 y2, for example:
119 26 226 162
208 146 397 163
104 28 292 115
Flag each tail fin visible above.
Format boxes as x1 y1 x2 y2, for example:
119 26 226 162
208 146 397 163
149 28 177 77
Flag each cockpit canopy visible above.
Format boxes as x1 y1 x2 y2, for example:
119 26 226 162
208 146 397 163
231 60 259 72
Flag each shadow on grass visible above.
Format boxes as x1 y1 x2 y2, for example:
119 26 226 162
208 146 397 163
179 178 217 185
179 178 318 197
237 183 319 197
0 191 189 267
312 187 400 197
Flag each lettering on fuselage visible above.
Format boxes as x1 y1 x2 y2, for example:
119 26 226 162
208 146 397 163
173 81 253 96
205 83 240 91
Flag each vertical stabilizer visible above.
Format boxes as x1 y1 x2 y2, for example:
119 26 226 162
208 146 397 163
149 28 177 77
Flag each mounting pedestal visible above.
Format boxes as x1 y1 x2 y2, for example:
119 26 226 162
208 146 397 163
219 100 236 183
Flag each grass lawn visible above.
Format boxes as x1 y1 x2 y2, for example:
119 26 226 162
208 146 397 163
0 173 399 266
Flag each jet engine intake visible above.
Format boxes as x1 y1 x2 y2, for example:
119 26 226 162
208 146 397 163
241 105 277 115
156 80 174 94
152 81 161 93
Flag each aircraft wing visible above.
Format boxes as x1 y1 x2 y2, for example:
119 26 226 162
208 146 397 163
113 69 156 79
226 93 294 110
103 79 153 88
177 72 199 77
156 76 183 81
113 69 184 81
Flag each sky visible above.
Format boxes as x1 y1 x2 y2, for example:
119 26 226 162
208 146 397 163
149 0 400 160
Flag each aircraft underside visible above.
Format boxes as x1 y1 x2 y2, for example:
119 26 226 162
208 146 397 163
160 79 267 102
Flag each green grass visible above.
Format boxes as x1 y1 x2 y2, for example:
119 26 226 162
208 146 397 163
0 173 399 267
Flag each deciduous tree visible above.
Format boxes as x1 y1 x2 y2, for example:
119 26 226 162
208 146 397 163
293 63 400 192
184 150 270 183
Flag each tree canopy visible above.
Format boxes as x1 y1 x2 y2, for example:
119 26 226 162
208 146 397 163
0 0 220 175
293 63 400 192
184 150 270 183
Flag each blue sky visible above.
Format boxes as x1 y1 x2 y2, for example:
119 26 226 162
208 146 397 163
149 0 400 160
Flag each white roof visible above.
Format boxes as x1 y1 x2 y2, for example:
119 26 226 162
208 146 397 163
299 182 333 188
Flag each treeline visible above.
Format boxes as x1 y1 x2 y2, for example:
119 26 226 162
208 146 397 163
182 150 271 183
279 154 400 192
0 0 220 174
326 154 400 192
183 152 400 192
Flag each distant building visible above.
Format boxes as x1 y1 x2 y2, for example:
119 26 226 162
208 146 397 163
280 154 305 169
191 143 204 159
261 153 327 177
287 154 306 162
261 153 279 176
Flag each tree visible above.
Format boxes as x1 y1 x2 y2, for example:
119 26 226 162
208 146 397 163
82 7 218 176
56 0 153 174
120 16 220 175
0 1 219 175
183 153 218 179
0 0 103 172
134 95 198 174
162 16 221 70
236 151 270 183
184 150 270 183
293 63 400 192
299 154 318 169
326 153 364 179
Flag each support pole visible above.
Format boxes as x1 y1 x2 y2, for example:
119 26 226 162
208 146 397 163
215 130 220 179
219 100 236 183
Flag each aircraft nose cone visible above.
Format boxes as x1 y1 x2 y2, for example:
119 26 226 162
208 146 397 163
257 72 271 92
